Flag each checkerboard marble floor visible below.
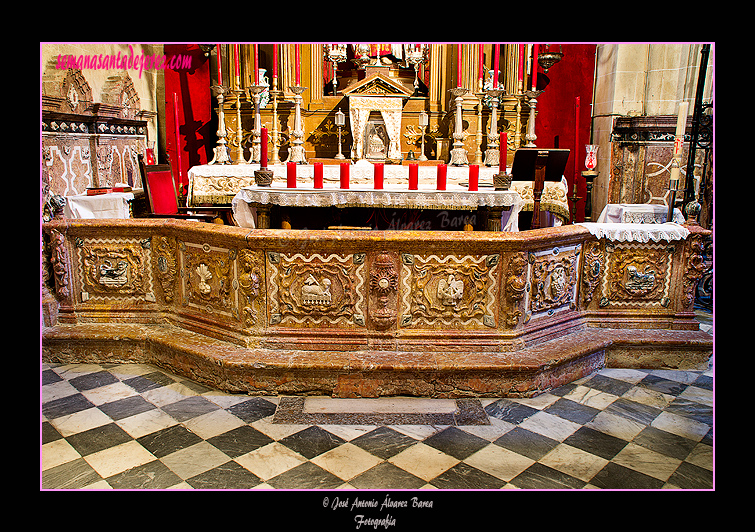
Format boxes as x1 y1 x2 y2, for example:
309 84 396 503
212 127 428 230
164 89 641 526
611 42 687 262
41 312 713 491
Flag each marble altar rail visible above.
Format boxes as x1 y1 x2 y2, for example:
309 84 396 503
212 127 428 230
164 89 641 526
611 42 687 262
41 219 712 397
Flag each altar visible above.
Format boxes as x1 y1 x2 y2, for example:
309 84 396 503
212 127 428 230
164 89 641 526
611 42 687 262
188 162 571 231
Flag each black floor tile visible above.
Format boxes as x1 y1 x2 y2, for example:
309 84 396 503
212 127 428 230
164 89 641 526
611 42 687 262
68 370 120 392
664 397 713 426
266 461 344 489
98 395 157 421
350 427 418 460
430 462 506 489
42 421 63 445
42 369 63 386
136 424 203 459
589 462 665 489
42 393 96 420
604 397 662 426
485 399 538 424
186 461 263 489
581 374 634 396
666 460 713 489
42 458 102 489
205 425 274 458
545 397 601 425
638 374 689 396
562 426 629 461
278 426 346 460
493 427 560 461
64 422 134 456
123 371 176 393
631 426 699 461
105 459 184 489
422 427 489 460
349 462 427 489
160 396 220 422
509 462 586 489
227 397 277 423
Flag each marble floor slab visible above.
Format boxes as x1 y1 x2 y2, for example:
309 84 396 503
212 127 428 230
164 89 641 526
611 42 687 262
41 311 714 491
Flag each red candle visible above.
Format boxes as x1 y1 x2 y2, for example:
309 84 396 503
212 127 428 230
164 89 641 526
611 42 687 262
234 44 240 88
217 44 223 85
478 45 484 84
340 161 349 188
260 126 268 169
254 44 259 85
574 96 580 187
499 132 507 172
314 162 323 189
408 163 419 190
518 45 525 89
374 163 384 189
493 44 500 88
468 164 479 191
532 44 539 91
437 163 447 191
273 44 278 81
295 44 300 85
457 44 462 87
287 161 297 188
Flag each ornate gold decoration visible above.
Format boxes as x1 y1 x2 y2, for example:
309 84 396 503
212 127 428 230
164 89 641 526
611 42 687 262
504 252 528 327
369 250 399 330
401 253 498 328
152 236 177 303
182 242 235 316
683 234 708 308
581 240 604 305
309 118 351 147
49 228 71 301
525 246 580 320
78 237 152 302
268 252 365 327
601 243 672 307
238 249 263 328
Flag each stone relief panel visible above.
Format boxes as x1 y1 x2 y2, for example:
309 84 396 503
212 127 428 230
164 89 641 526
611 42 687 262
400 253 499 329
267 252 365 327
368 250 399 330
180 242 238 320
524 245 580 322
152 236 178 304
503 252 528 328
598 242 673 308
238 249 265 329
75 237 154 304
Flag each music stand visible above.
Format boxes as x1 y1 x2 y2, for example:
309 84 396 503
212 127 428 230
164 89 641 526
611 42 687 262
511 148 570 229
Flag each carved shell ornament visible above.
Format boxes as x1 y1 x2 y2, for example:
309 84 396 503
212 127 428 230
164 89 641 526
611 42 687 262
195 263 213 295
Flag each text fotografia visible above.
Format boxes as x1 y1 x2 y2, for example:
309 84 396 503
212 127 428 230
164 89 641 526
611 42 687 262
324 494 433 530
55 46 192 78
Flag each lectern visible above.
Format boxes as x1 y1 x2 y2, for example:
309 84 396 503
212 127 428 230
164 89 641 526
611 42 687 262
511 148 570 229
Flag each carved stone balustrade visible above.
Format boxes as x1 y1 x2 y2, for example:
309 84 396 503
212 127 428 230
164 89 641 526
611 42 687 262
41 219 712 398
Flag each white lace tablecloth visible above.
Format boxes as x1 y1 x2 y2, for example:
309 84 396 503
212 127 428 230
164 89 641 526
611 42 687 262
64 192 135 219
597 203 686 225
231 184 524 229
577 222 690 242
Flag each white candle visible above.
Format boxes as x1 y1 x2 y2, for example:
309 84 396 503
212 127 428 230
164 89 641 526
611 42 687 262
673 101 688 158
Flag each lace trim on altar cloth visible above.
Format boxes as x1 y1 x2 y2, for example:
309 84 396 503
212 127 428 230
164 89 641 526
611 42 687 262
576 222 690 242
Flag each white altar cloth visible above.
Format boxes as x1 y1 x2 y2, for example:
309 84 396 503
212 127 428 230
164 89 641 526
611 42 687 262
232 183 525 230
597 203 685 225
577 222 690 242
64 192 134 220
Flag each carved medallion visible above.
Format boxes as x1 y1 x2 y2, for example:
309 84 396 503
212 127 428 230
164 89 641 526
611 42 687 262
181 242 237 318
600 242 672 307
267 252 365 327
525 245 580 321
76 237 154 303
400 253 499 328
368 250 399 330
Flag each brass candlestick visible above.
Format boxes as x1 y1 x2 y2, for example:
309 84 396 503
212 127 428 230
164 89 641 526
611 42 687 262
208 84 232 164
247 83 266 163
232 88 249 164
287 85 307 164
524 89 543 147
449 87 469 166
484 88 505 166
